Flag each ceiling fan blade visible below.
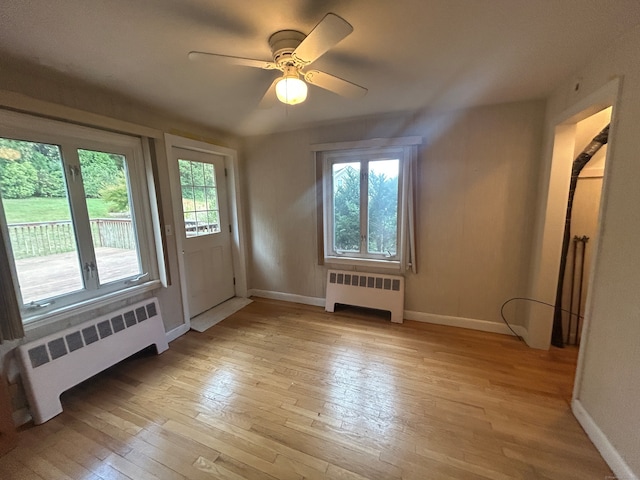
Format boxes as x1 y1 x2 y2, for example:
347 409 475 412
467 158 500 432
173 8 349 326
258 78 279 109
304 70 367 99
292 13 353 65
188 51 277 70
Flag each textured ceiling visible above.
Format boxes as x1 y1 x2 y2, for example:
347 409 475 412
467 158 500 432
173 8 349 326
1 0 640 135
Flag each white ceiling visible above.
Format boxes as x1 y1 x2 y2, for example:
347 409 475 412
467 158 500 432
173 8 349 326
2 0 640 136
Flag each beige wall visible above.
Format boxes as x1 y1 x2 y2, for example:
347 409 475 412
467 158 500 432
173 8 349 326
243 100 545 325
538 24 640 476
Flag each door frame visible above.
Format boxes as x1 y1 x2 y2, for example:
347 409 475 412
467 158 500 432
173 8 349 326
164 134 248 329
524 78 620 350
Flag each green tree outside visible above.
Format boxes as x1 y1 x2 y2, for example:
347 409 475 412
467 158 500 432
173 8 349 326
333 162 399 255
333 165 361 251
0 138 130 220
0 161 38 198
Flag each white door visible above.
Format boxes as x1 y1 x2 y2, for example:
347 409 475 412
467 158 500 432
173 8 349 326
172 147 235 317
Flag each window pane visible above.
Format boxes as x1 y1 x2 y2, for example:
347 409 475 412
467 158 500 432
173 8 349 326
178 159 192 185
332 162 360 252
203 163 215 187
178 159 221 237
205 187 218 210
78 149 141 285
368 159 399 255
192 162 206 186
0 138 84 303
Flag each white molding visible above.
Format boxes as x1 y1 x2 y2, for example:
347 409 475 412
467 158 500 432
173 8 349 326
247 291 528 339
324 257 401 271
224 152 249 298
526 77 621 350
553 77 621 126
311 136 422 152
249 289 325 307
165 323 189 343
572 399 638 480
23 282 162 332
163 134 248 329
404 310 527 338
0 89 162 139
572 81 622 400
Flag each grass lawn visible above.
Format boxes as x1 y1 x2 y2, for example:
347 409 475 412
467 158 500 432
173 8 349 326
2 197 110 223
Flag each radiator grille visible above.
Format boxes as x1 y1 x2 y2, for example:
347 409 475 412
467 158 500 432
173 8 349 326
24 301 159 370
325 269 405 323
16 298 168 424
329 272 401 291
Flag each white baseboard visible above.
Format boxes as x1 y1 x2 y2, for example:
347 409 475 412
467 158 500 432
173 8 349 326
572 399 638 480
165 323 189 343
404 310 527 338
248 291 527 339
249 289 325 307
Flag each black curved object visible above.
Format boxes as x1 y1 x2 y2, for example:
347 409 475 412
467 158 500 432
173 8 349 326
551 125 609 347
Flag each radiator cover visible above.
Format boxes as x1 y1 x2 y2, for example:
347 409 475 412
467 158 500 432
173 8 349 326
325 269 405 323
16 298 168 424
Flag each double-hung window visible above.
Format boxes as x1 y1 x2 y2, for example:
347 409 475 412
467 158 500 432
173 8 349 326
316 138 420 271
0 110 159 324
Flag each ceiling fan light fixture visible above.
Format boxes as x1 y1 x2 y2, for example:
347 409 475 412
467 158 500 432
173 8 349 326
275 67 308 105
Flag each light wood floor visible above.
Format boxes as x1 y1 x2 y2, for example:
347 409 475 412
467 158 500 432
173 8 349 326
0 298 612 479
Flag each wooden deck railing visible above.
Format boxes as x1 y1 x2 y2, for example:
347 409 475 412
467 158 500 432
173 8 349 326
8 218 135 259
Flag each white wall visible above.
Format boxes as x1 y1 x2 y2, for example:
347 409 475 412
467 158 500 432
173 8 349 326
536 24 640 477
242 101 545 328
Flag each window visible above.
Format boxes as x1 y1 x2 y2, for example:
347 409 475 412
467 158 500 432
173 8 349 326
315 138 420 271
0 111 159 323
329 154 401 259
178 159 221 237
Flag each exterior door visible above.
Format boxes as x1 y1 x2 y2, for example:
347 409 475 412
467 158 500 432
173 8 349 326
172 147 235 317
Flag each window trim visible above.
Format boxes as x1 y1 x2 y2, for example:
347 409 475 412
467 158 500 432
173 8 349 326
313 137 421 271
0 109 161 326
323 147 404 262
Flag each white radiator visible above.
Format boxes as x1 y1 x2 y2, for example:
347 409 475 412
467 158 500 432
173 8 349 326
16 298 169 424
325 269 405 323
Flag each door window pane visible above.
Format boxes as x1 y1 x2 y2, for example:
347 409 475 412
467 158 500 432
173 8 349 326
78 149 141 285
368 159 399 255
0 138 84 303
332 162 360 252
179 159 221 237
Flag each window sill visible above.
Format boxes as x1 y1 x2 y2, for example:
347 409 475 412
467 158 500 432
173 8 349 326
23 280 163 332
324 256 401 271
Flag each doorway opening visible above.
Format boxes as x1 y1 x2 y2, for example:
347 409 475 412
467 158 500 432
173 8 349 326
554 107 611 348
525 79 618 351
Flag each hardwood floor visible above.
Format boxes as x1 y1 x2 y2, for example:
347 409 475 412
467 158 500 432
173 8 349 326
0 298 612 479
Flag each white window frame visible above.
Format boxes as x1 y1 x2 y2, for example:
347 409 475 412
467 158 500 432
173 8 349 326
0 110 161 326
313 137 421 271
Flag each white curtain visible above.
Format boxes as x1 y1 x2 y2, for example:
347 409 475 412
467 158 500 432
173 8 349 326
401 145 418 274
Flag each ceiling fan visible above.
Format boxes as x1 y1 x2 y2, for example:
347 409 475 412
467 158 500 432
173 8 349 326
188 13 367 107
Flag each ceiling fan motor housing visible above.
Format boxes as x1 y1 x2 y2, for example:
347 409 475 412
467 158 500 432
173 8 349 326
188 13 366 104
269 30 305 67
